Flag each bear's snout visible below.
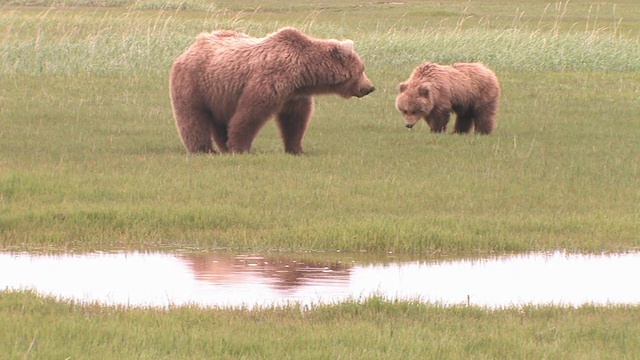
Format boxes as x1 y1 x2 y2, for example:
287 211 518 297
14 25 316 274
358 86 375 97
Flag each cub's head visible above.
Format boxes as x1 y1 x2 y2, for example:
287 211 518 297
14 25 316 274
395 82 433 129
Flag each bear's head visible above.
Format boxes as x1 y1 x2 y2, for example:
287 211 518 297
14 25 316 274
308 39 375 98
395 82 433 129
333 41 375 98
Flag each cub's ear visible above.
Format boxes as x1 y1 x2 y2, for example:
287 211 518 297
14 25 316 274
333 40 354 59
418 86 430 97
399 82 408 92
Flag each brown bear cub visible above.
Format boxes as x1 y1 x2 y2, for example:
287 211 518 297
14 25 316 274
170 27 375 155
395 62 500 134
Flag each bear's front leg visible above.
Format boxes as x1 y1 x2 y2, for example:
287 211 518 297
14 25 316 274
426 109 450 133
211 122 230 153
226 94 278 153
276 96 314 155
453 111 474 134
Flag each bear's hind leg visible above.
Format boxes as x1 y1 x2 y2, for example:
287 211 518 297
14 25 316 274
276 96 314 155
473 104 497 134
175 109 216 153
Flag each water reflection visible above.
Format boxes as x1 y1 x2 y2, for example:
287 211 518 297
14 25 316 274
180 254 351 292
1 251 639 308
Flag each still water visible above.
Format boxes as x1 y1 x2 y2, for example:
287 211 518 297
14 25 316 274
2 251 639 308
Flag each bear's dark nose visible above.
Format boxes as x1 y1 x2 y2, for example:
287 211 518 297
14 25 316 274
405 123 414 129
359 86 375 97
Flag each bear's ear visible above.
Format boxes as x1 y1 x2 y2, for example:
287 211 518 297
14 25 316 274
418 86 430 97
333 40 354 59
399 82 408 93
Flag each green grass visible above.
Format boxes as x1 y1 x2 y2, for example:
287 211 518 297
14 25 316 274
2 73 638 252
3 291 640 359
1 1 640 358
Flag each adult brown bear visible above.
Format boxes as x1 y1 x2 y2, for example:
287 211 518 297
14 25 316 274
170 27 375 154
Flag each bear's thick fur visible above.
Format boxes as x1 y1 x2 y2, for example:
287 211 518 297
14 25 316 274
170 27 375 154
395 62 500 134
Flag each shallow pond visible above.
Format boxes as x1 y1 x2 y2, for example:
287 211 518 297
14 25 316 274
2 251 639 308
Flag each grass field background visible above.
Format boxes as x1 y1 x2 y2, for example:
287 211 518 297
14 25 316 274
2 0 639 253
1 1 640 357
0 1 640 253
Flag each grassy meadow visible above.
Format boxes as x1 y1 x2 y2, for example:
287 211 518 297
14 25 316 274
1 0 639 253
3 291 640 359
2 0 640 358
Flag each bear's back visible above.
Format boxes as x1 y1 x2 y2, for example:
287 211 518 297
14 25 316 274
452 63 497 82
449 62 500 109
195 31 259 53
